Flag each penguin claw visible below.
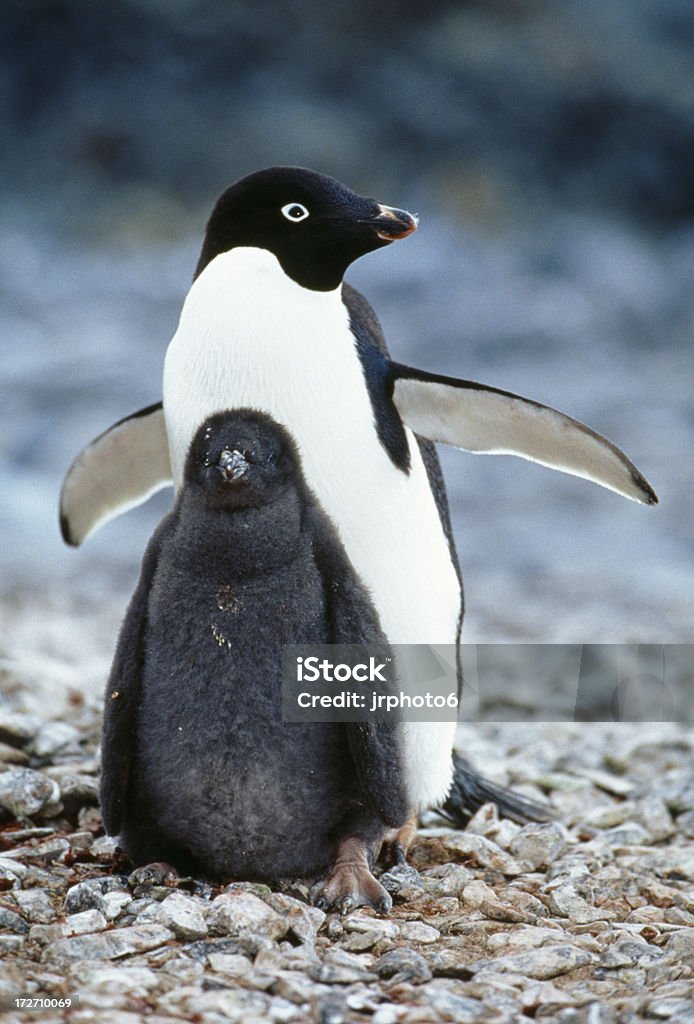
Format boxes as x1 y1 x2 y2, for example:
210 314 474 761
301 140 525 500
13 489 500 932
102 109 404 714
374 893 393 915
310 866 392 915
380 839 407 868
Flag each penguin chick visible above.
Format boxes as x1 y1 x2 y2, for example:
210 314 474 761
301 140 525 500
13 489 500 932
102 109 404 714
100 409 410 913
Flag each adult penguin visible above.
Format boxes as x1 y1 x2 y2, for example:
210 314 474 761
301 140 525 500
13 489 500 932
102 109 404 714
61 167 657 821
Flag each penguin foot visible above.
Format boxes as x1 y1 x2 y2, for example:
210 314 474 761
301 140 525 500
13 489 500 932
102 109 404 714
380 810 418 868
127 861 180 888
310 836 392 915
311 868 391 915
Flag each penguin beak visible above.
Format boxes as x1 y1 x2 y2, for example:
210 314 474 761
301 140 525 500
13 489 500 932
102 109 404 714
217 449 249 481
366 204 419 242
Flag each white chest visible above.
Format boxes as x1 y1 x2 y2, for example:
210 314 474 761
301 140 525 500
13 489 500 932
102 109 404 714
163 248 461 805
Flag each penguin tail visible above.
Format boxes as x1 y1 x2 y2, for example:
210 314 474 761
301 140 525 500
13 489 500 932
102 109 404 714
438 750 555 826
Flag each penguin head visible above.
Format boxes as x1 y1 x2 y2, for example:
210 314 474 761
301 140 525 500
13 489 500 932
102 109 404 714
194 166 418 291
187 409 301 510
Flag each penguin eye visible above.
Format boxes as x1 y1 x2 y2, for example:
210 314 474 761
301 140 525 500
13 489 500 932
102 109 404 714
281 203 309 222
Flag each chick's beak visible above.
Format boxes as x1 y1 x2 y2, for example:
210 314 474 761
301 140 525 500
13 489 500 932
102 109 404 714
217 449 249 481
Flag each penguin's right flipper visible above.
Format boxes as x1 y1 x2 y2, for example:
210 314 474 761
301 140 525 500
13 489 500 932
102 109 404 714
100 516 172 836
60 403 172 546
439 750 555 826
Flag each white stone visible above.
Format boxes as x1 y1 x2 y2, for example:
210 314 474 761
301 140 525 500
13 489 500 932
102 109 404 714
207 890 287 940
155 891 208 940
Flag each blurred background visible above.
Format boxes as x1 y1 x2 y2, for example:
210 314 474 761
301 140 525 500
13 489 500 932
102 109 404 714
1 0 692 713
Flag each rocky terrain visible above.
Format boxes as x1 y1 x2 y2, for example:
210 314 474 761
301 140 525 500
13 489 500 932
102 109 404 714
2 2 693 1021
1 696 694 1023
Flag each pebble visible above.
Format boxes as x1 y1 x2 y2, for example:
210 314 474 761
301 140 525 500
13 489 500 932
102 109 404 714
0 740 29 765
55 773 100 810
0 905 29 933
663 929 694 957
423 863 472 896
397 920 441 944
601 822 652 846
462 878 497 909
374 947 432 983
13 887 57 922
316 948 376 984
473 944 594 980
0 768 61 818
10 836 71 862
510 822 567 869
0 934 24 953
66 829 94 848
341 928 385 952
580 802 636 830
533 772 591 793
155 891 208 940
416 981 490 1021
29 922 69 945
159 985 271 1020
207 889 288 941
487 926 571 954
379 863 424 898
72 964 160 1010
207 951 253 976
343 912 400 939
0 855 28 880
0 712 41 746
439 833 530 875
647 997 694 1019
274 969 324 1004
64 876 129 914
677 809 694 838
41 923 175 966
581 769 635 797
638 796 677 841
101 891 133 920
372 1006 399 1024
548 885 617 923
30 721 81 758
263 891 325 944
65 908 108 935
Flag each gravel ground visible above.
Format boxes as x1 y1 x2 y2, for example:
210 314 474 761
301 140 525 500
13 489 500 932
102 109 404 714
1 677 694 1024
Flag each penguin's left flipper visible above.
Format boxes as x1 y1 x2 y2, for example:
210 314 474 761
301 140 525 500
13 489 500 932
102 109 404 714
60 402 172 547
389 362 658 506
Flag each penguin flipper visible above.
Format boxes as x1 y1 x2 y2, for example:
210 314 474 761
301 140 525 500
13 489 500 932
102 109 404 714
60 403 172 546
100 516 170 836
389 363 658 506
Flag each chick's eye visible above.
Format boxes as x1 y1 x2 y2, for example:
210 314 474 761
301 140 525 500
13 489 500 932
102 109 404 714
281 203 309 222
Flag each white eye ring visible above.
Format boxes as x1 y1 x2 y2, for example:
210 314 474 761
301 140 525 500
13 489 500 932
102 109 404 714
281 203 310 222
